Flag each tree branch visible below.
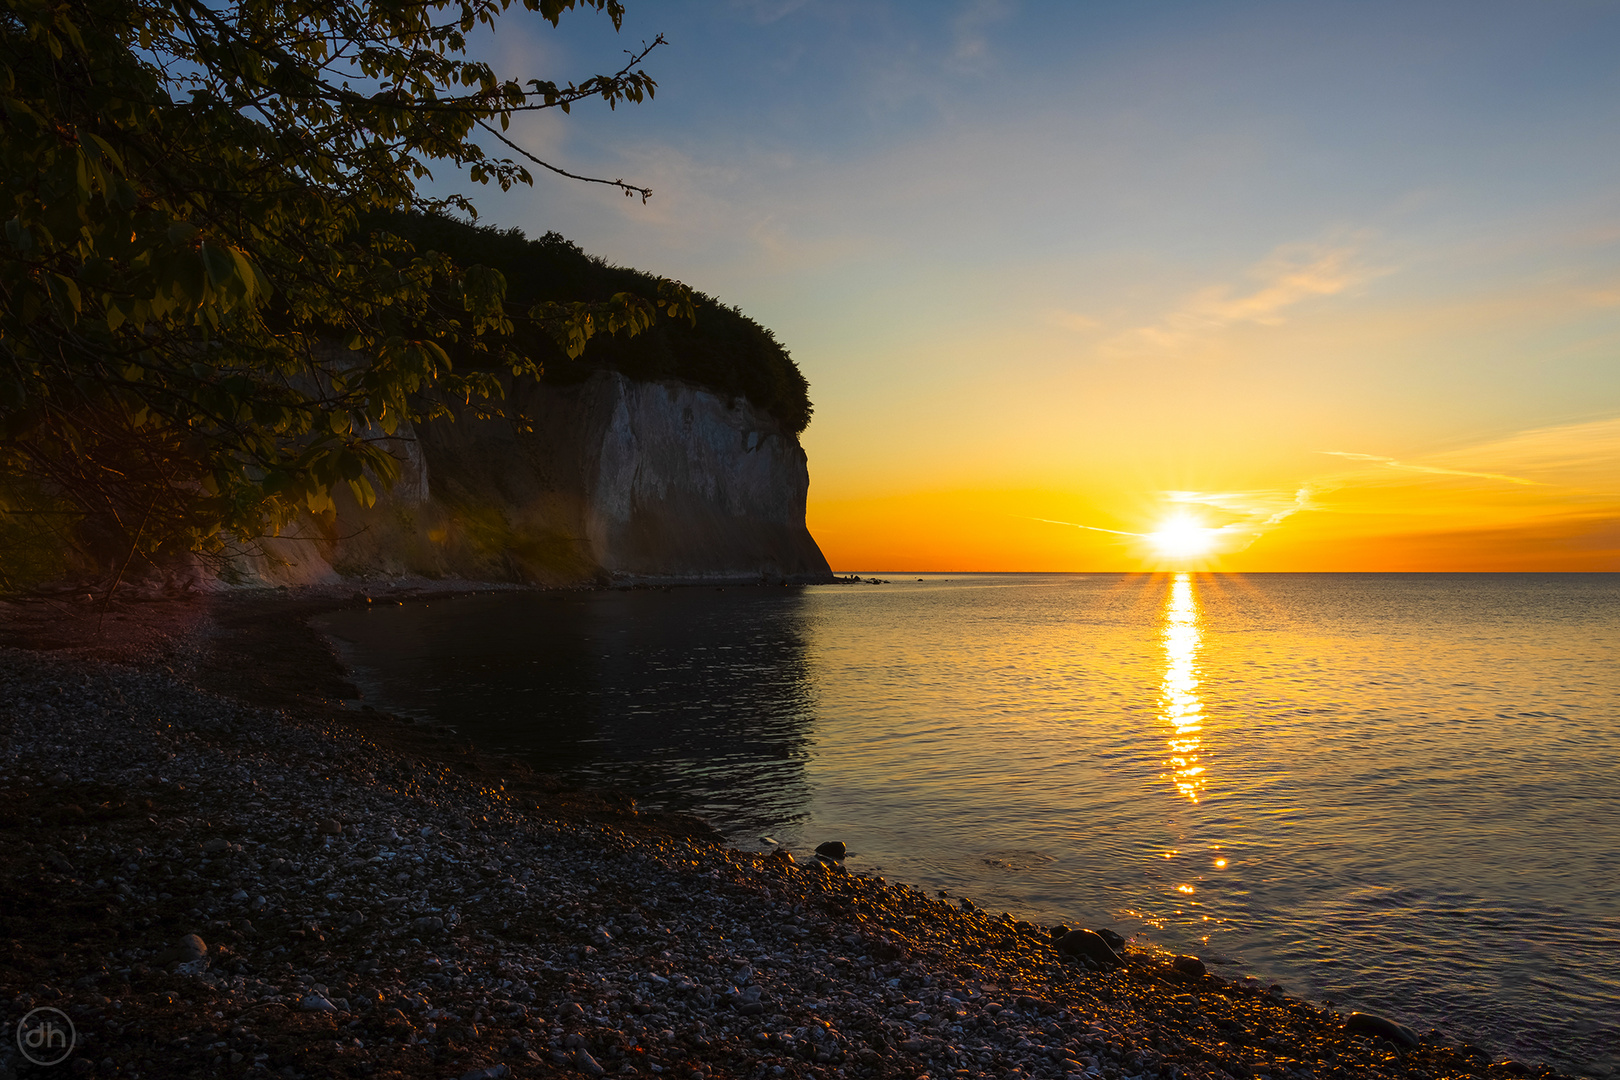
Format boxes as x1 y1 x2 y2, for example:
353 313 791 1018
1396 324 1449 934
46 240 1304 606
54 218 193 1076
475 119 651 201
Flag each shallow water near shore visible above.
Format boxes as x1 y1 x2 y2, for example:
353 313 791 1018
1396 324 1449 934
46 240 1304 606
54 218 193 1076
317 573 1620 1076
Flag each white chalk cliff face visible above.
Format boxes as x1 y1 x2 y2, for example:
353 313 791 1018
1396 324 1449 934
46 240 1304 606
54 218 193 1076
246 372 832 586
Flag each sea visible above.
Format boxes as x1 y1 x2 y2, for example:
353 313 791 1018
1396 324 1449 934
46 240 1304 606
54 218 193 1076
315 573 1620 1076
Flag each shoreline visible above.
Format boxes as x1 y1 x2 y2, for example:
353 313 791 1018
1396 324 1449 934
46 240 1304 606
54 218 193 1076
0 589 1574 1080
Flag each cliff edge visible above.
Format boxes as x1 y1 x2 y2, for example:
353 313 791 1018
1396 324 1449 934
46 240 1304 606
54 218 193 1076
243 371 833 587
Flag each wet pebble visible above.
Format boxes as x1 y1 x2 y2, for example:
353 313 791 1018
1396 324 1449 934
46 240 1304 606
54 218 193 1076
1172 955 1206 977
1056 928 1125 969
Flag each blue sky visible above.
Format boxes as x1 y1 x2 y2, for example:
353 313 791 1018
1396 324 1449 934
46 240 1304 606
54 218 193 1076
437 0 1620 568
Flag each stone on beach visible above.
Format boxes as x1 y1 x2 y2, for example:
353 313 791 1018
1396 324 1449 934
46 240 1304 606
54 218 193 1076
1345 1011 1421 1049
176 933 207 963
1096 927 1126 951
815 840 847 860
1172 955 1207 977
1056 928 1126 969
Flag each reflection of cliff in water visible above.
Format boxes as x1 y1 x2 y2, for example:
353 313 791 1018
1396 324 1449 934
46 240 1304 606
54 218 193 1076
317 588 816 837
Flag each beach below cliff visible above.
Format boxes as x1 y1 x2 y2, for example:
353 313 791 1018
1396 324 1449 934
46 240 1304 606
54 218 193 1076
0 589 1561 1080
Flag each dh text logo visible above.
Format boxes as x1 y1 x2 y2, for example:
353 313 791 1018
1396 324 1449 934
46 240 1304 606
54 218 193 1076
16 1006 76 1067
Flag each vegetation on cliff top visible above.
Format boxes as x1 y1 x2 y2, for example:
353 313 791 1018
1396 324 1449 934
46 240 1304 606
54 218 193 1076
384 212 813 435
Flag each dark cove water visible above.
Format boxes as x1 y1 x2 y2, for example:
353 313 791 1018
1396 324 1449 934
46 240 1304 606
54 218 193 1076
316 574 1620 1076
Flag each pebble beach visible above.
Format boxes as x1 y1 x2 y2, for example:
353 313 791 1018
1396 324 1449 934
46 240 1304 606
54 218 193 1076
0 590 1568 1080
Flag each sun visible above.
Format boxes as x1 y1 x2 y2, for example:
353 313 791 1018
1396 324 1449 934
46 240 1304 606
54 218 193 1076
1148 513 1218 559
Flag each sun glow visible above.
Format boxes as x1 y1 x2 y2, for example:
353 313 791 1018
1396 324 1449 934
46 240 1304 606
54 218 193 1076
1148 513 1218 559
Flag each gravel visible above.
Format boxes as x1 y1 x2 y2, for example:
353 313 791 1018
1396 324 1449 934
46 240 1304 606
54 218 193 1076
0 608 1567 1080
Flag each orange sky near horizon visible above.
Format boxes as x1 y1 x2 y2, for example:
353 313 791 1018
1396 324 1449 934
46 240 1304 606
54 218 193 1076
808 417 1620 572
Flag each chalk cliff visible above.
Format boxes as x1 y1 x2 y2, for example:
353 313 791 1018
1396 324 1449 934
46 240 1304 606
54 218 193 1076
244 371 832 586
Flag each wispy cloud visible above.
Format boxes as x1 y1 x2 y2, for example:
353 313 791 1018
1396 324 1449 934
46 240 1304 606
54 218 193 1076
730 0 817 25
1434 416 1620 485
1045 308 1101 332
1212 417 1620 563
951 0 1016 68
1317 451 1536 486
1109 236 1389 353
1168 487 1317 529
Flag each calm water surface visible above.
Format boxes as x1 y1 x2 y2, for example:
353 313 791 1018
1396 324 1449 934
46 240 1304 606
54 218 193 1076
317 574 1620 1076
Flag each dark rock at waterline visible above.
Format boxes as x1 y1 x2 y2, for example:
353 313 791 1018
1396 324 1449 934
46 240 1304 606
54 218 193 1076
177 933 207 964
1049 924 1071 943
1344 1012 1420 1050
1097 927 1126 950
1172 955 1207 977
1055 929 1125 969
815 840 847 860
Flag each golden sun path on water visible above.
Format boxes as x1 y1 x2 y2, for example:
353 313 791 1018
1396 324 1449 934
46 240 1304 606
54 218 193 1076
1159 573 1206 804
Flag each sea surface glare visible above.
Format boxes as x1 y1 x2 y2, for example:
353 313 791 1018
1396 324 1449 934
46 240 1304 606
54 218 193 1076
318 573 1620 1077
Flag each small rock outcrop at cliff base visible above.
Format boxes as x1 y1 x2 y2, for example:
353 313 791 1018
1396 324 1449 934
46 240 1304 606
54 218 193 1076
241 371 834 587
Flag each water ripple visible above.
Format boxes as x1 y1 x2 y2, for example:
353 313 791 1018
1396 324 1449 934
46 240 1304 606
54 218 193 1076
319 573 1620 1077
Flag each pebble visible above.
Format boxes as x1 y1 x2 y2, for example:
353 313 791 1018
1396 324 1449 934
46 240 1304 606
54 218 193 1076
176 933 207 963
0 631 1555 1080
1346 1011 1421 1049
1056 928 1125 969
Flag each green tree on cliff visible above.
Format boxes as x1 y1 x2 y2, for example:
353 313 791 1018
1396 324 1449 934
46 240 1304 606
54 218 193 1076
0 0 691 591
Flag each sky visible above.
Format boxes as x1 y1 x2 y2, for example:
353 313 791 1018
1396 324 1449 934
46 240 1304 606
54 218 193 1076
442 0 1620 571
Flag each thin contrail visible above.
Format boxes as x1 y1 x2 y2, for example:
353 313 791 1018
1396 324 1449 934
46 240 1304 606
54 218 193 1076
1319 451 1535 486
1027 517 1145 537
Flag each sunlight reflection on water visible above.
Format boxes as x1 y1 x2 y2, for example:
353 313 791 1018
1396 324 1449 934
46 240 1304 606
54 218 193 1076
319 573 1620 1077
1160 572 1206 803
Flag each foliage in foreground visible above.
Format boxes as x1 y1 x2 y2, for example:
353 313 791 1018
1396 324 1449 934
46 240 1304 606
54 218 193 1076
0 0 694 591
